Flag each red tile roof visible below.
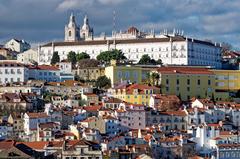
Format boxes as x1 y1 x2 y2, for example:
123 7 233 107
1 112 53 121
0 62 26 67
0 140 15 150
26 112 49 119
47 80 85 87
160 110 187 116
81 116 97 122
83 93 98 97
17 141 48 150
207 123 220 127
39 122 59 129
116 84 159 95
29 65 59 71
104 97 122 103
84 105 102 112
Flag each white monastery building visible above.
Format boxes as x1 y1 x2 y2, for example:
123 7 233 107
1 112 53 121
39 13 222 68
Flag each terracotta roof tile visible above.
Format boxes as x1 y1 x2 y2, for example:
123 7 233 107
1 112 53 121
160 110 187 116
84 105 102 112
26 112 49 119
29 65 59 71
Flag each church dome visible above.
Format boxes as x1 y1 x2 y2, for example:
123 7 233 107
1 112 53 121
127 26 139 34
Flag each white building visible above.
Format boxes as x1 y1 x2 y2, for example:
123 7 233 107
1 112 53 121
57 61 72 74
23 112 50 135
39 14 222 68
4 38 30 52
28 65 60 82
17 49 38 64
0 61 29 84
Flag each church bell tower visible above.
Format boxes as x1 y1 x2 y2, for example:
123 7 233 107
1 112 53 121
64 13 80 42
80 15 93 40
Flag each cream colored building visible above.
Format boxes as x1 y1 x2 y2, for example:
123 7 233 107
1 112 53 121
5 39 30 53
74 66 105 82
17 49 38 64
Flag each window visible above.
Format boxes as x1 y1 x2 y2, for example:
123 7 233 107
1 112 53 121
176 79 179 85
187 87 190 91
187 79 190 85
208 80 211 85
68 31 71 37
166 79 169 85
166 87 169 92
197 79 200 85
182 125 185 130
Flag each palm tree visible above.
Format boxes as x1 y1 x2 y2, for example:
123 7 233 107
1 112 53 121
146 72 160 86
151 72 160 86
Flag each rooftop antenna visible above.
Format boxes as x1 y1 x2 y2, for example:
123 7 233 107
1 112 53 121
113 10 116 37
113 10 117 48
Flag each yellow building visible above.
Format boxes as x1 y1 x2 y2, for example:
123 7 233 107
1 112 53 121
157 67 215 101
212 70 240 100
213 70 240 91
105 65 143 86
104 60 160 86
109 84 160 105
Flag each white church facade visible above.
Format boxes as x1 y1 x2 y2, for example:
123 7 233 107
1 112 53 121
39 14 222 68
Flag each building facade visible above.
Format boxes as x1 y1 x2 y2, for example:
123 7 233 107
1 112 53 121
108 84 160 105
17 49 38 64
157 67 215 101
39 15 222 68
4 39 30 53
0 62 29 84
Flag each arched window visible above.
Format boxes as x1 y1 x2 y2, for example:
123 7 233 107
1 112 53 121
69 31 71 37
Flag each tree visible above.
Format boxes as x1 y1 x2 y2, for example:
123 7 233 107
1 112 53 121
156 59 163 65
51 51 60 65
221 42 232 55
74 74 85 83
97 49 126 64
138 54 152 65
67 51 77 65
146 72 160 86
95 75 111 89
138 54 161 65
76 52 90 61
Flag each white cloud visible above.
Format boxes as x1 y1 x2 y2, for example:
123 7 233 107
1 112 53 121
98 0 127 5
56 0 94 12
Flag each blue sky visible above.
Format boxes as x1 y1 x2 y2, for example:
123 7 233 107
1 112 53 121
0 0 239 49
